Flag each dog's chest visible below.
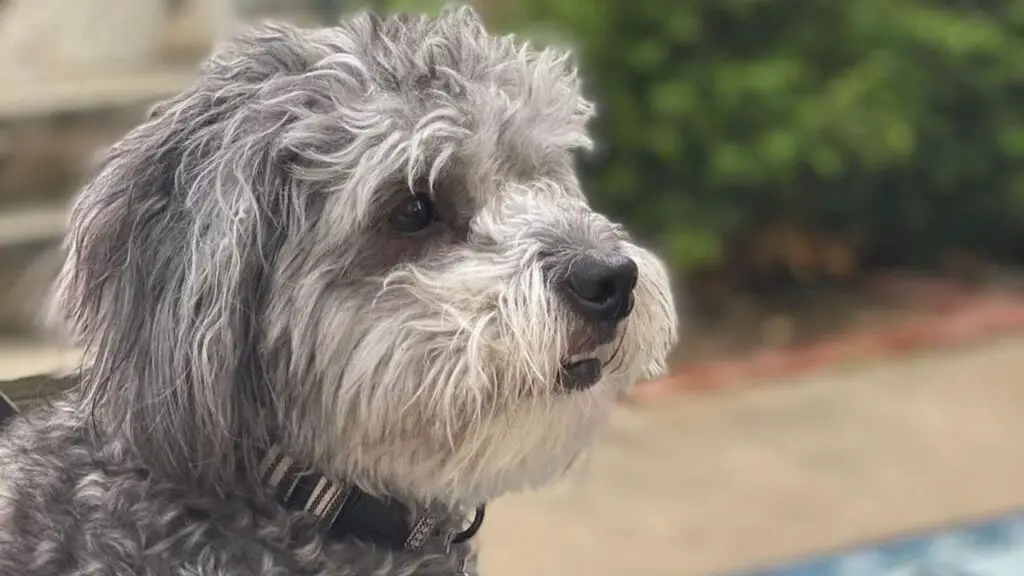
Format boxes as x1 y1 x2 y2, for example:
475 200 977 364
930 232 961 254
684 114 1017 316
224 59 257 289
315 539 479 576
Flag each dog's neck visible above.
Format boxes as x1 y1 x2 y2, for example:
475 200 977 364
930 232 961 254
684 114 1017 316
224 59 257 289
1 390 484 553
258 446 485 552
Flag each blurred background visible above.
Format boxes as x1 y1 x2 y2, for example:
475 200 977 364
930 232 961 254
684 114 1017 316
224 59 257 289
1 0 1024 574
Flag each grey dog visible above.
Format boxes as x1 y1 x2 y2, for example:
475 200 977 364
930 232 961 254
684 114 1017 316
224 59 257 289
0 6 677 575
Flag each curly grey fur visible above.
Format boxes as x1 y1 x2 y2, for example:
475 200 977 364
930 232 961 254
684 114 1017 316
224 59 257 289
0 6 677 576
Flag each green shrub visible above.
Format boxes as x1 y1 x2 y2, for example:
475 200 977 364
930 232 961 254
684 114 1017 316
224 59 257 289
495 0 1024 275
362 1 1024 277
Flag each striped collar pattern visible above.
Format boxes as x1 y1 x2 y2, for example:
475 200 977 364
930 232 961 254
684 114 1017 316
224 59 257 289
258 446 464 551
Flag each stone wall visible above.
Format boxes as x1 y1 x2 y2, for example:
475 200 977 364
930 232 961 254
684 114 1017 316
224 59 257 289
0 0 238 338
0 0 322 340
0 0 165 84
0 0 234 84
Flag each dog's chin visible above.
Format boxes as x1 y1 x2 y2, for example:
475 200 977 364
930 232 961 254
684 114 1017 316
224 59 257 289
556 334 621 393
557 356 603 392
449 379 619 502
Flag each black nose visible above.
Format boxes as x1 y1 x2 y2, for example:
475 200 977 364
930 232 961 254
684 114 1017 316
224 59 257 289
562 254 638 323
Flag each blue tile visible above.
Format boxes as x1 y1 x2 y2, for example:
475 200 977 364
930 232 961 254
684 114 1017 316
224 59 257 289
725 511 1024 576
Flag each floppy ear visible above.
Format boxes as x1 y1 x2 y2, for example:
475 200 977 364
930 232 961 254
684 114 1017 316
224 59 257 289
53 24 315 488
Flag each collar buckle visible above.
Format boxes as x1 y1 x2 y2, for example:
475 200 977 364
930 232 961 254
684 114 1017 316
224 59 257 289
442 505 486 553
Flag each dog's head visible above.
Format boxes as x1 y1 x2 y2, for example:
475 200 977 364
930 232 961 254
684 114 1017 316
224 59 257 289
54 7 677 505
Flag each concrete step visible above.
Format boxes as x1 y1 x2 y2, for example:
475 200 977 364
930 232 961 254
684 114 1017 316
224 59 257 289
0 73 186 338
0 68 195 212
0 203 67 247
0 204 66 337
0 108 145 210
0 341 79 390
0 68 195 121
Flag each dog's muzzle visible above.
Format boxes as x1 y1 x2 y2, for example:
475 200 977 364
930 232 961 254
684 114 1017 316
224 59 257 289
556 252 638 392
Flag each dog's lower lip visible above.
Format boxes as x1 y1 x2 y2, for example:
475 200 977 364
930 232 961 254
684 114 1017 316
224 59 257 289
558 358 602 392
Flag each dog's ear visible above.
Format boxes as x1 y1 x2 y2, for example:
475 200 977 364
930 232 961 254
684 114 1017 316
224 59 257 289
52 23 315 489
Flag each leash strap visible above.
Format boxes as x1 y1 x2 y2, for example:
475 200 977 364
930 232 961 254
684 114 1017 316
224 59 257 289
0 391 19 430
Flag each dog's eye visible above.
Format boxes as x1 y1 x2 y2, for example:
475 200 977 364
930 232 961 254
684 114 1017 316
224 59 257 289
391 193 436 234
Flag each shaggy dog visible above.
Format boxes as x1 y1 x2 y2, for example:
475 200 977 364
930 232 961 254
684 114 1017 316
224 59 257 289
0 6 676 575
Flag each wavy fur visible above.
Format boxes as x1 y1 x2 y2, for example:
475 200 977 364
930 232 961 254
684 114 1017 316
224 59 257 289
0 6 677 575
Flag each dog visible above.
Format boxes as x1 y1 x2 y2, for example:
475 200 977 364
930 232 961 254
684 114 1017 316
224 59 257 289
0 6 677 575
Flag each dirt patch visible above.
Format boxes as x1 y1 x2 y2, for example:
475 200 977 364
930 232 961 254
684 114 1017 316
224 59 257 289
636 269 1024 401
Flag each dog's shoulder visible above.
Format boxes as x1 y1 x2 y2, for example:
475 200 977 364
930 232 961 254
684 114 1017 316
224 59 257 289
0 401 476 576
0 399 97 572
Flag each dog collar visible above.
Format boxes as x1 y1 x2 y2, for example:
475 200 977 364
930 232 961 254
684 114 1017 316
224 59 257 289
258 446 485 551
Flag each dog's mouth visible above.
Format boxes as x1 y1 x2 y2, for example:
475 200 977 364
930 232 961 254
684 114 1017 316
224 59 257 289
558 352 603 392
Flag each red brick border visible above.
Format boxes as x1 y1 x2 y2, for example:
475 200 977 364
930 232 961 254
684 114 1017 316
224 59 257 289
628 277 1024 403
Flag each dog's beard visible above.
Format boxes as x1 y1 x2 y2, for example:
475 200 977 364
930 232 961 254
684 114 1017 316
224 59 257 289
281 235 677 506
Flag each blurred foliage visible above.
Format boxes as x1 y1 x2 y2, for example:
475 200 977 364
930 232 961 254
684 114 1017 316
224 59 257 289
359 1 1024 281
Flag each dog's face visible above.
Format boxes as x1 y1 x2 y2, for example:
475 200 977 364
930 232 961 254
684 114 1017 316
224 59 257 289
55 7 676 505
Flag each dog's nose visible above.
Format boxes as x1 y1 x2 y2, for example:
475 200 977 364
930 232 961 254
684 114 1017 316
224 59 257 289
562 254 638 323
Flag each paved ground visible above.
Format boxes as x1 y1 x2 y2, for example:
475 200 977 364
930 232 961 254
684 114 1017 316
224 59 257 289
2 337 1023 575
0 339 78 379
478 337 1024 576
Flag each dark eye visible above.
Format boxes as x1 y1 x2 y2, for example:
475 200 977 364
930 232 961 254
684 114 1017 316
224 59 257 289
390 192 436 234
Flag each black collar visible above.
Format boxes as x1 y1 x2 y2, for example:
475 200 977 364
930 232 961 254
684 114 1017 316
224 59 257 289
258 447 485 552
